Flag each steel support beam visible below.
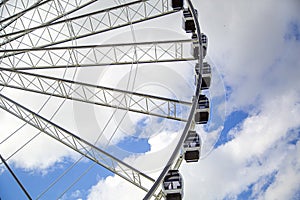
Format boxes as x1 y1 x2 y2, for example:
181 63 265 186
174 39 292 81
0 0 177 50
0 93 155 192
0 39 196 69
0 68 191 121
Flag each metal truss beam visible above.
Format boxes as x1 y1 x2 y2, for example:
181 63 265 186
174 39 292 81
0 39 196 69
0 0 38 21
0 93 155 192
0 0 98 45
0 0 177 49
0 0 48 31
0 0 101 30
0 68 191 121
0 0 99 47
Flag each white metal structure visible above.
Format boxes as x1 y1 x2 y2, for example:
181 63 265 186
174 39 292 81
0 0 209 199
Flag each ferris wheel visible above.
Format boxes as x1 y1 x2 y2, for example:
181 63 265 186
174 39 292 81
0 0 211 199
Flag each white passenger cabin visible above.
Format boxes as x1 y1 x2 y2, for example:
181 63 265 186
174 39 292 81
183 130 201 162
195 95 210 124
201 33 208 58
201 62 211 90
182 8 197 33
162 170 184 200
194 62 211 90
191 33 208 59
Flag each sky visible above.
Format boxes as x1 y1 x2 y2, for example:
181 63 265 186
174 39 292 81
1 0 300 199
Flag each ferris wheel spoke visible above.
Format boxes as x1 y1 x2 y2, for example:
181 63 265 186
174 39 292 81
0 0 98 33
0 68 191 121
0 0 36 20
0 93 155 192
0 0 48 32
0 0 100 47
1 0 178 49
0 39 196 68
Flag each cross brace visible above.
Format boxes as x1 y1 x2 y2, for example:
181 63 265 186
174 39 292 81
0 93 155 192
0 0 176 49
0 39 196 69
0 68 192 121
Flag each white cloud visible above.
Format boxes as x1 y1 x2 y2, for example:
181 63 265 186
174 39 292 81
87 176 145 200
195 0 300 112
261 141 300 200
71 189 83 199
181 91 300 199
177 0 300 196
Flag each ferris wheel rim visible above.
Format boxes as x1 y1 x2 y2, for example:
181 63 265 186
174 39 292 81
143 0 204 198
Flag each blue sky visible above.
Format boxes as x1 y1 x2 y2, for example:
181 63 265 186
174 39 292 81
1 0 300 199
